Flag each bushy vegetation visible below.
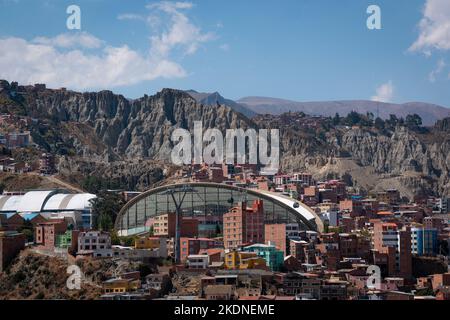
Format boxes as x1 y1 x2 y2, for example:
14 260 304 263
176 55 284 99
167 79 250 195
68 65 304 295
81 176 127 194
90 191 125 232
331 111 425 132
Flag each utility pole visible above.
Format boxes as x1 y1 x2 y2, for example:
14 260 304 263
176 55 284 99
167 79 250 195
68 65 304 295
162 185 196 264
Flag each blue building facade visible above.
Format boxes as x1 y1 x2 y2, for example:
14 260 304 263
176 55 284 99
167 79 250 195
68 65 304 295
411 227 438 256
243 244 284 271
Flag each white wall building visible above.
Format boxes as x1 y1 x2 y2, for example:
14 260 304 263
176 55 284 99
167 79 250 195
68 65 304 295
78 231 112 258
187 254 209 269
112 245 168 260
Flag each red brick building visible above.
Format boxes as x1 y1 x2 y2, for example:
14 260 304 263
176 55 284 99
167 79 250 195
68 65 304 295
339 199 363 217
290 239 316 264
35 219 67 250
339 233 371 260
223 200 264 249
0 231 26 272
265 224 287 255
180 237 223 262
153 213 199 238
432 273 450 290
372 221 412 278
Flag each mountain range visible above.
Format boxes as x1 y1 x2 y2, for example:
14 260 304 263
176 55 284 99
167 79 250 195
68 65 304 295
1 80 449 198
185 90 450 126
185 90 256 118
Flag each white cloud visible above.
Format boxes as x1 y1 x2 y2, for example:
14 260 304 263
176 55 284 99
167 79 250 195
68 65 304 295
0 36 186 90
148 1 215 58
0 1 214 91
33 32 103 49
371 81 394 103
429 59 446 82
117 13 145 21
409 0 450 53
147 1 194 12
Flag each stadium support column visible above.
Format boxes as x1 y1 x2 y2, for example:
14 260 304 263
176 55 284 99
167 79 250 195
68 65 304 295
171 192 182 264
164 186 192 264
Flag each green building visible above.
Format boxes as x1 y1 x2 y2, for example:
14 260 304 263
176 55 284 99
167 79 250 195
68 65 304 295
56 230 73 249
243 244 284 271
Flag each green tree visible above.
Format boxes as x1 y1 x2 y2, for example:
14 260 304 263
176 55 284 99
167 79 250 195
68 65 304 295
387 114 399 128
346 111 361 126
406 114 423 129
18 220 34 242
90 191 125 231
374 117 385 130
332 113 341 126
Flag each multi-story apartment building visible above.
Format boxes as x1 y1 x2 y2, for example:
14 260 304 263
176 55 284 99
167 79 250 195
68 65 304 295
339 233 371 260
339 199 363 217
35 219 68 250
286 223 301 240
243 243 284 271
281 272 322 298
292 173 314 186
224 250 267 270
223 200 264 249
264 224 287 255
39 153 56 175
411 226 438 256
78 231 112 258
373 221 412 278
180 237 222 262
377 189 401 205
290 239 317 264
186 254 209 269
152 213 198 238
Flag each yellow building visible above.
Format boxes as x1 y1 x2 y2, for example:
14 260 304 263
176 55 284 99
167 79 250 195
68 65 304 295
135 237 162 250
224 250 267 270
103 278 141 294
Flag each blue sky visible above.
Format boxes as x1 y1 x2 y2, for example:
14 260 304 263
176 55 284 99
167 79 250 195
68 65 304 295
0 0 450 107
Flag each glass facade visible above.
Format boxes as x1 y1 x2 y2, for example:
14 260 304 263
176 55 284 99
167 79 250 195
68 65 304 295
116 183 318 236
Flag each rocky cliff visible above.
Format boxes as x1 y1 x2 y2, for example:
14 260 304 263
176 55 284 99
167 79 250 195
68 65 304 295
0 82 253 160
253 113 450 198
1 80 449 197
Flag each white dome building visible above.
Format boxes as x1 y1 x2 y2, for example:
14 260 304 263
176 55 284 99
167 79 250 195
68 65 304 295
0 190 97 229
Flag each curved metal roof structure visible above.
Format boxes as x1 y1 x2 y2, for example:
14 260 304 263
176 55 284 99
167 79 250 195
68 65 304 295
115 182 323 236
0 190 96 214
16 190 59 212
43 193 96 211
0 195 22 212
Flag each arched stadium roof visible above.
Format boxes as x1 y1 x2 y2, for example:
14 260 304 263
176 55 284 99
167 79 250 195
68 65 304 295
0 190 96 213
43 193 96 211
16 190 58 212
0 195 22 212
115 182 323 236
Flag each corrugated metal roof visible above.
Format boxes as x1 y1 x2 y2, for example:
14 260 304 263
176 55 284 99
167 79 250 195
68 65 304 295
0 190 96 213
43 194 73 210
0 195 23 212
16 190 58 212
